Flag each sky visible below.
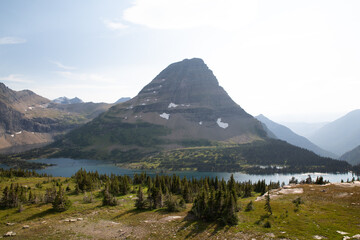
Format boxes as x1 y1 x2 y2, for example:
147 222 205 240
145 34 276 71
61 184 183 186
1 0 360 123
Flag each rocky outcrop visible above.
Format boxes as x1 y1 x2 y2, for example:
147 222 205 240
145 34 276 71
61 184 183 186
0 82 110 152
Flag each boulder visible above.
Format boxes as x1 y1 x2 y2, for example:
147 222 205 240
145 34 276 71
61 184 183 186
4 231 16 237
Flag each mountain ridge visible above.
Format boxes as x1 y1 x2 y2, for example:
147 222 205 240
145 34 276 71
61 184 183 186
0 82 112 153
340 145 360 166
53 96 84 104
256 114 337 158
309 109 360 156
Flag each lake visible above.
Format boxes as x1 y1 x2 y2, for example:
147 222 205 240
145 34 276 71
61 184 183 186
27 158 358 184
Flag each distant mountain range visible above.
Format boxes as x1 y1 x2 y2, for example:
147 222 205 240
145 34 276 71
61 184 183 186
23 58 349 173
256 114 337 158
53 96 84 104
309 109 360 156
0 82 112 153
340 145 360 166
281 122 328 138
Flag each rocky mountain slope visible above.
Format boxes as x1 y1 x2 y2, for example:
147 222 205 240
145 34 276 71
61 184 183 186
309 110 360 156
0 83 111 152
256 114 337 158
47 58 267 160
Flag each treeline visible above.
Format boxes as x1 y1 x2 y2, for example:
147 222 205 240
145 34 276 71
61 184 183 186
0 179 70 212
73 169 280 225
143 139 351 173
0 154 51 169
0 168 50 178
288 175 329 185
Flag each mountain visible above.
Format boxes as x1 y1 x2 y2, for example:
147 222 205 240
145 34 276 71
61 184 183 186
309 110 360 156
340 145 360 166
281 122 328 138
49 102 112 119
46 58 267 160
53 96 83 104
0 83 111 153
115 97 131 104
31 58 350 173
256 114 337 158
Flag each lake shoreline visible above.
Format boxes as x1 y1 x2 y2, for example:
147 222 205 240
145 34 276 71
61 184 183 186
24 158 359 184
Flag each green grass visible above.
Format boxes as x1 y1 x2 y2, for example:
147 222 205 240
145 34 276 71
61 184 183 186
0 177 359 239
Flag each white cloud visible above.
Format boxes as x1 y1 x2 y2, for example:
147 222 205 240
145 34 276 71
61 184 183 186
0 37 26 45
123 0 258 30
102 19 128 30
0 74 32 83
50 61 76 70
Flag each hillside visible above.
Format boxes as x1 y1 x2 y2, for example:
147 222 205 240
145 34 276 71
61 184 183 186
256 114 337 158
0 83 111 153
309 110 360 156
0 169 359 240
131 139 350 173
340 145 360 166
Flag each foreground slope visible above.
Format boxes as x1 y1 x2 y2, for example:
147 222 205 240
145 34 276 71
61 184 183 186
309 110 360 156
256 114 337 158
0 171 359 240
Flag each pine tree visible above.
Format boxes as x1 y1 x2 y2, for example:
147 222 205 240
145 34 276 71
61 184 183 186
102 184 118 206
191 188 207 219
243 183 252 198
182 182 192 203
245 200 254 212
221 193 239 225
28 190 35 204
205 188 216 220
264 192 272 215
135 186 147 209
52 186 72 212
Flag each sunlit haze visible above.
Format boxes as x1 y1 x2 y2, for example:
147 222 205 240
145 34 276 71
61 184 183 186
1 0 359 122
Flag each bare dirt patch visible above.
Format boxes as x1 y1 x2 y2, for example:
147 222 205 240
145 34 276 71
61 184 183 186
256 186 303 201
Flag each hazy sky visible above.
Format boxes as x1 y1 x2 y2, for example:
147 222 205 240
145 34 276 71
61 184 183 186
1 0 360 122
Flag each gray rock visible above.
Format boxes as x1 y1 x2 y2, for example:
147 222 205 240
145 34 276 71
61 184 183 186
4 231 16 237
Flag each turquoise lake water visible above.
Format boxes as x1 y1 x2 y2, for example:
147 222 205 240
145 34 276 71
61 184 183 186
26 158 358 184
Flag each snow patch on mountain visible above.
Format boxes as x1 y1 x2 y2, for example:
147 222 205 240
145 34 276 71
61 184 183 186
168 103 178 108
160 113 170 120
217 118 229 129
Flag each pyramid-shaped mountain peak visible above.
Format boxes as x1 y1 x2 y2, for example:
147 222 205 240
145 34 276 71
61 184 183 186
53 58 267 161
133 58 239 112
